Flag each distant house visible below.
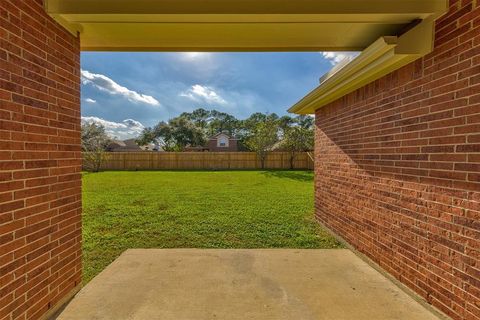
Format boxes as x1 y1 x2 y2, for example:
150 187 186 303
184 133 241 152
207 133 240 152
107 139 162 152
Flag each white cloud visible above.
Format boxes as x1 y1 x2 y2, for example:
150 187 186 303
180 84 227 105
81 70 160 106
81 116 145 140
321 52 359 65
179 52 211 61
84 98 96 104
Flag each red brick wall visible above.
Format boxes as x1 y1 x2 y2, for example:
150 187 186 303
0 1 82 319
314 1 480 319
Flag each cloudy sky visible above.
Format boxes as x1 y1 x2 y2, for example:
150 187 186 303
81 52 357 139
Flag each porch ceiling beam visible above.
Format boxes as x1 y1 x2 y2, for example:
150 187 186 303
45 0 446 15
45 0 447 52
75 23 406 52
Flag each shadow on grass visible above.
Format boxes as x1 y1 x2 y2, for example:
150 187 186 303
261 170 313 182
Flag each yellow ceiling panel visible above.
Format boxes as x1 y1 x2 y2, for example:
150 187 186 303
45 0 447 52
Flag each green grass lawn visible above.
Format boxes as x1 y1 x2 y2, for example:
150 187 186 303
82 170 342 283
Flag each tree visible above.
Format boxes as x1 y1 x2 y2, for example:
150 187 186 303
180 108 211 131
295 115 314 129
139 108 244 150
81 123 111 172
138 117 207 151
136 127 157 147
278 115 314 169
180 108 240 137
277 115 295 134
208 110 239 137
137 110 315 165
237 112 279 143
281 125 314 169
244 118 279 169
241 112 279 130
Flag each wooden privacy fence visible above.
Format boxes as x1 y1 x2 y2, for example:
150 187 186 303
91 152 314 170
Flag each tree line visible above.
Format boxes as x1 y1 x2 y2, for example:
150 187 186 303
82 108 314 171
136 108 314 168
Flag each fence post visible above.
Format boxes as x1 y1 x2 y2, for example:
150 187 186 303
306 152 314 170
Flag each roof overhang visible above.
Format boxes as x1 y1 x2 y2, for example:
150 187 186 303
45 0 447 52
289 2 448 114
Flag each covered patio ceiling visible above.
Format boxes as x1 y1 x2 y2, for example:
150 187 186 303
45 0 446 52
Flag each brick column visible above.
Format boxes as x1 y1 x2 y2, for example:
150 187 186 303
0 1 82 319
314 1 480 319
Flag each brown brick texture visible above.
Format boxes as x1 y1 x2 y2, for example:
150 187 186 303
207 139 240 152
0 1 82 319
315 1 480 319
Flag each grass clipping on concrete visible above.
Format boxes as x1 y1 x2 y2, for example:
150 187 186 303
82 171 342 283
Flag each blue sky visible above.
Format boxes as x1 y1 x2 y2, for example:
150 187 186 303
81 52 356 139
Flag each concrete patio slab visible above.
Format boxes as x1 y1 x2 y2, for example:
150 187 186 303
56 249 441 320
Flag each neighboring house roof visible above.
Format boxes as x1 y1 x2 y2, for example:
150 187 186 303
108 140 127 148
123 139 142 149
208 132 238 140
107 139 142 152
140 143 163 151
